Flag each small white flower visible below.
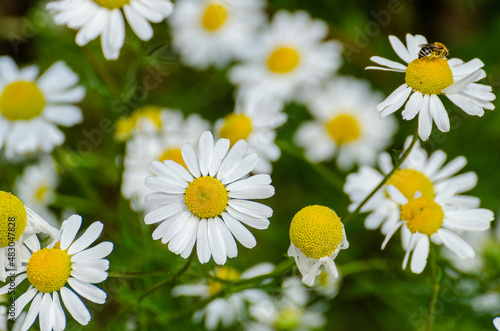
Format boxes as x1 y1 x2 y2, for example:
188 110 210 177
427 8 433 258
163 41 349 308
144 131 275 264
288 205 348 286
294 76 397 170
15 157 59 226
494 316 500 330
170 0 266 69
173 263 274 330
344 136 480 238
47 0 174 60
0 57 84 159
382 185 494 274
215 93 286 173
0 214 113 330
229 10 342 103
367 33 495 140
121 109 209 211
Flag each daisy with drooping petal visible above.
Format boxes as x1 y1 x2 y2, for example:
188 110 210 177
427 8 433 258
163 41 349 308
382 184 494 274
0 191 58 282
170 0 266 69
15 157 59 226
367 33 495 140
173 263 274 330
144 131 275 265
344 136 480 239
0 57 84 159
1 214 113 330
215 94 286 174
229 10 342 103
287 205 348 286
294 76 397 170
122 108 209 211
46 0 174 60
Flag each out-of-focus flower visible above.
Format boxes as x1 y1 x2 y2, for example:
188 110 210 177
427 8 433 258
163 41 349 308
114 105 165 142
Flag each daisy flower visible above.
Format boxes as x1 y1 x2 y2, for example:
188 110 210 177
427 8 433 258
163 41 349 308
122 109 209 211
114 105 165 142
215 94 286 174
15 157 59 226
247 277 327 331
1 214 113 330
0 57 84 159
294 76 397 170
0 191 58 282
47 0 174 60
229 10 342 103
344 136 480 238
172 263 274 330
367 33 495 140
144 131 275 265
287 205 348 286
170 0 266 69
382 184 494 274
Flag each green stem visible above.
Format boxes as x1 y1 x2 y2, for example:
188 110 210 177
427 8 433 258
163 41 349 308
277 140 344 191
426 246 441 331
342 133 419 224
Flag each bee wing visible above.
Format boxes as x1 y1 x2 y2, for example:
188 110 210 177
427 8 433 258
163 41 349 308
418 44 431 48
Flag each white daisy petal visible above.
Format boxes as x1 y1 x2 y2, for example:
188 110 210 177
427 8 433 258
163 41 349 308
22 292 43 331
14 287 38 319
196 219 211 264
442 70 481 94
445 92 485 116
71 242 113 262
68 221 103 255
410 236 430 274
61 215 82 250
380 86 412 117
215 217 238 258
225 206 269 230
376 84 410 112
207 218 227 265
60 287 91 325
369 56 407 70
227 199 273 219
209 138 230 177
198 129 214 176
389 35 412 63
437 228 475 259
443 218 491 232
181 142 201 178
221 212 256 249
221 153 259 185
123 4 154 41
52 291 66 331
433 156 466 182
39 293 53 331
401 91 423 120
385 185 408 205
217 139 248 181
365 66 405 72
429 95 450 132
418 95 433 141
68 277 107 304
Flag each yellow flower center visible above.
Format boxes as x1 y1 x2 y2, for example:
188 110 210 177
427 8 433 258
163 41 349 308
27 247 72 293
201 3 227 31
0 81 45 121
289 205 344 259
114 105 163 141
218 113 253 146
0 191 27 247
267 46 300 74
158 147 187 169
184 176 228 219
92 0 130 9
401 196 444 236
325 113 361 145
386 169 435 201
208 267 240 296
405 58 454 95
35 185 50 203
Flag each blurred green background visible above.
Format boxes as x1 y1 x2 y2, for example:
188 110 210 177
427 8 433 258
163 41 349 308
1 0 500 330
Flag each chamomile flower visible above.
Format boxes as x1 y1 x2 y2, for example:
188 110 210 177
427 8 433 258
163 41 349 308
144 131 275 265
121 109 209 211
229 10 342 103
114 105 165 142
294 76 397 170
0 57 84 159
47 0 174 60
170 0 266 69
344 136 480 238
382 185 494 274
367 33 495 140
172 263 274 330
0 214 113 330
15 157 59 226
287 205 348 286
215 94 286 173
0 192 58 282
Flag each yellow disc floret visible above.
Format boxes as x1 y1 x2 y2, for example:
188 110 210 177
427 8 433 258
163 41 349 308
386 169 434 201
401 196 444 236
267 46 300 74
114 105 163 141
208 266 240 296
325 113 361 145
93 0 130 9
0 191 27 247
201 3 227 31
405 58 453 95
184 176 228 219
289 205 344 260
0 81 45 121
158 148 187 169
27 247 72 293
219 113 253 146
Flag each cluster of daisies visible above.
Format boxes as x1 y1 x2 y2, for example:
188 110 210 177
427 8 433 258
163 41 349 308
0 0 497 328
